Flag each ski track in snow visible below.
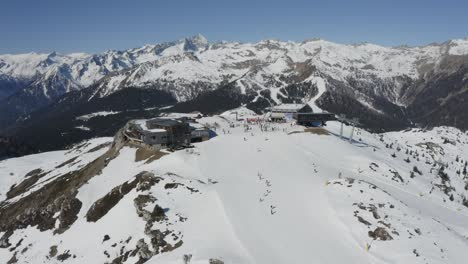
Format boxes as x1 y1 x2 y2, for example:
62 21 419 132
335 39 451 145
307 76 327 112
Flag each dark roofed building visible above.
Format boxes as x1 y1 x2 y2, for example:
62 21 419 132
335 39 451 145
127 118 191 149
266 103 336 126
294 112 337 126
267 104 313 121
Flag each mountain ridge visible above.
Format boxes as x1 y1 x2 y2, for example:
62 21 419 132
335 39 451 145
0 35 467 154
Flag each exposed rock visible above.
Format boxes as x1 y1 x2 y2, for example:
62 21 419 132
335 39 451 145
0 230 13 248
136 239 152 260
134 195 158 222
209 259 224 264
183 254 192 264
56 198 82 234
6 170 47 200
110 250 133 264
368 205 380 219
414 228 422 235
24 168 43 178
56 250 72 261
9 238 23 251
86 171 158 222
7 252 17 264
131 179 185 262
20 245 29 254
152 205 166 222
136 173 161 192
368 227 393 241
0 131 126 234
49 245 58 258
389 169 404 183
357 216 371 226
416 142 445 156
55 156 79 169
164 183 181 189
86 178 139 222
86 142 112 153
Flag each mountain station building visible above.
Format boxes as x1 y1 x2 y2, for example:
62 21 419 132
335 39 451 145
268 104 313 121
125 117 214 149
267 103 336 126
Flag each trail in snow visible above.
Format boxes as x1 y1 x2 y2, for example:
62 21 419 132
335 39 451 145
307 76 327 112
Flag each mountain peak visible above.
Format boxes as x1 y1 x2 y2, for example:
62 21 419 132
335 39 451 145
188 33 208 43
184 34 209 51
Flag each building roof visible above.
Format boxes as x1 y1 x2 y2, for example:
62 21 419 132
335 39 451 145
189 122 206 130
148 118 185 127
133 119 167 133
268 104 308 112
131 117 190 133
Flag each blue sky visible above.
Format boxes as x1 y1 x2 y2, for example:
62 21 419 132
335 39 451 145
1 0 466 54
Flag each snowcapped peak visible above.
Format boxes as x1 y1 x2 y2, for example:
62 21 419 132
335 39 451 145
47 51 58 58
301 37 322 43
446 38 468 55
184 34 209 51
67 52 90 59
188 33 208 43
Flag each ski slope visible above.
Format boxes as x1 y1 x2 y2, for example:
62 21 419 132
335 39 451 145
1 111 468 263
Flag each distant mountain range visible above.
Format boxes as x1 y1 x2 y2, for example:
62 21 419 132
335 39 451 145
1 35 467 154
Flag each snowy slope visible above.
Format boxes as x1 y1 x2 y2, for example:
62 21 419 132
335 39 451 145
1 110 468 263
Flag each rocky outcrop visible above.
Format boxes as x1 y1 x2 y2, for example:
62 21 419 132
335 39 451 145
0 128 126 234
86 171 160 222
368 227 393 241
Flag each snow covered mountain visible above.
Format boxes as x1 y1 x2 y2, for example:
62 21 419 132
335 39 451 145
0 34 210 101
1 110 468 263
1 35 467 132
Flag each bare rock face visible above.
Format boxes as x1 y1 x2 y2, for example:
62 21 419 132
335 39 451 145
86 179 139 223
86 171 160 222
209 259 224 264
136 239 152 260
128 175 188 261
84 170 184 262
0 132 128 234
56 197 82 234
0 230 13 248
368 227 393 241
49 245 58 258
0 130 186 263
6 169 46 200
0 188 83 234
134 195 157 222
151 204 166 222
7 251 18 264
56 250 72 261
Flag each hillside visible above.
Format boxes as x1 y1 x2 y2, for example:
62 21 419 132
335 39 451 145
1 109 468 263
